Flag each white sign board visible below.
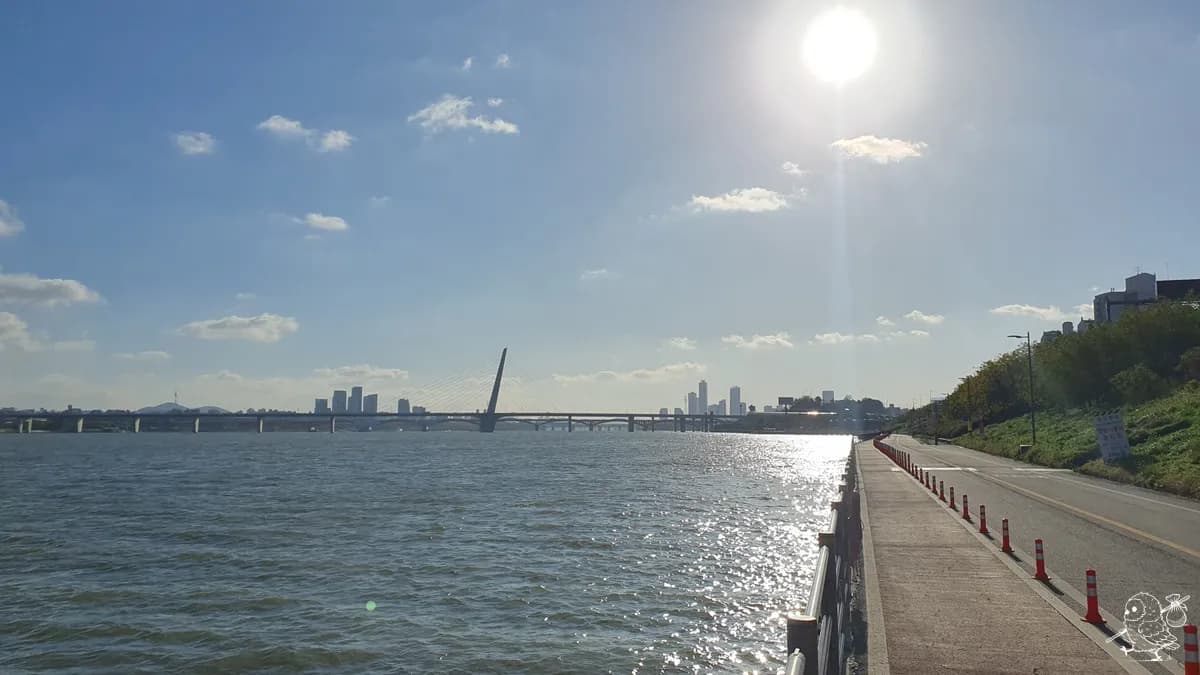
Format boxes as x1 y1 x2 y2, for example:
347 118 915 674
1094 413 1130 462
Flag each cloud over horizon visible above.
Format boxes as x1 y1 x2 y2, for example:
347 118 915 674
552 361 706 385
408 95 519 135
177 313 299 343
690 188 789 213
722 332 795 350
989 304 1071 321
832 135 927 164
0 272 102 307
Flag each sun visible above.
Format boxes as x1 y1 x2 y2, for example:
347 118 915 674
802 7 877 85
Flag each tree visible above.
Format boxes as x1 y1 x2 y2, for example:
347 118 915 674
1111 364 1167 405
1179 346 1200 382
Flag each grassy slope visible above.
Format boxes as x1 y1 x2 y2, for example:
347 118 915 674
950 382 1200 499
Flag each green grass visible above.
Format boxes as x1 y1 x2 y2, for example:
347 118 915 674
950 382 1200 499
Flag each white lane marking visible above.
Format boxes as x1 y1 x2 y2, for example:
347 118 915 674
1013 468 1072 472
1044 474 1200 516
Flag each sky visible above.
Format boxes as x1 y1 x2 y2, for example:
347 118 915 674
2 1 1199 413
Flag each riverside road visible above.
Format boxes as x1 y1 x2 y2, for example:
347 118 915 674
887 435 1199 674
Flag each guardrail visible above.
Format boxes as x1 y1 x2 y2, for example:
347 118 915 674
786 439 862 675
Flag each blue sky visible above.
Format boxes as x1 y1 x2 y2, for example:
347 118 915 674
2 1 1199 412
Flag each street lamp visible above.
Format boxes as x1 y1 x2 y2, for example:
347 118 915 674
1007 332 1036 444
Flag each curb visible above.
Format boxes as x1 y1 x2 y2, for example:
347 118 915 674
855 442 891 675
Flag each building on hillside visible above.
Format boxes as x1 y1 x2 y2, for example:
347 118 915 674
1092 272 1200 325
1041 330 1062 343
1062 321 1074 335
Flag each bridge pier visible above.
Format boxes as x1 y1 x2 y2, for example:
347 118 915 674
534 423 540 431
132 417 140 433
19 418 30 433
329 416 336 433
627 415 634 432
193 417 200 433
75 417 84 433
568 415 573 432
256 416 264 433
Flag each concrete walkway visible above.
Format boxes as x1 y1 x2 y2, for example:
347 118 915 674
858 440 1133 674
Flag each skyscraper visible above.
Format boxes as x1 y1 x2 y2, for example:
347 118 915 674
698 380 708 413
729 386 742 416
350 386 363 414
363 394 378 414
687 392 698 415
738 402 747 416
332 390 348 413
314 398 330 414
397 398 411 414
717 399 727 416
822 390 835 405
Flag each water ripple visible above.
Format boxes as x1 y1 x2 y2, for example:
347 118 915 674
0 432 848 673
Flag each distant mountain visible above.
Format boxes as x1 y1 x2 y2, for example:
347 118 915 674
136 402 231 414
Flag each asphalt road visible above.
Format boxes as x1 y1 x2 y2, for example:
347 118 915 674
888 434 1198 674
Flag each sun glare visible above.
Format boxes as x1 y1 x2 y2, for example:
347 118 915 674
802 7 877 85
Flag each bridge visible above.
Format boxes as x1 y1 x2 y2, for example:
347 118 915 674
2 348 750 434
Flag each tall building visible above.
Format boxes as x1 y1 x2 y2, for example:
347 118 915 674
738 402 747 416
822 390 835 405
363 394 378 415
349 386 363 414
674 407 684 416
717 399 727 415
314 398 330 414
332 390 348 413
707 403 720 414
397 398 411 414
729 386 742 416
659 407 669 418
412 405 427 415
698 380 708 413
687 392 698 415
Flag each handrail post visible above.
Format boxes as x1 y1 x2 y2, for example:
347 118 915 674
786 614 820 675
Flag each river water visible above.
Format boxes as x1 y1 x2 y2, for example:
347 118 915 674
0 432 850 674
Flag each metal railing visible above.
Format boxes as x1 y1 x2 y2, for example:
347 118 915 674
786 440 862 675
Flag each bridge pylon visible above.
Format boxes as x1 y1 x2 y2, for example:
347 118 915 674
479 348 507 433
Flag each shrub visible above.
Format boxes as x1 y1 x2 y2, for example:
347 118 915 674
1111 364 1168 405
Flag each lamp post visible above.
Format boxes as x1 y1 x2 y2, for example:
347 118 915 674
960 375 974 435
1007 332 1036 444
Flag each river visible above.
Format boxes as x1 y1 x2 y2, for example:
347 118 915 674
0 432 850 673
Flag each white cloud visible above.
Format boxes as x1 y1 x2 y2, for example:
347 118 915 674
303 213 349 231
257 115 353 152
664 337 697 351
553 361 706 385
317 129 354 152
909 329 930 337
832 135 927 164
172 131 216 155
495 53 512 68
0 312 92 352
579 268 612 281
115 350 171 361
722 332 795 350
811 332 880 345
461 56 473 71
257 115 310 138
368 196 391 207
875 315 895 327
235 292 256 301
0 272 102 307
311 364 410 381
176 313 299 343
989 304 1070 321
1075 303 1094 320
781 161 809 177
0 312 37 350
407 94 519 135
487 97 503 107
689 187 789 213
904 310 944 325
0 200 26 237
